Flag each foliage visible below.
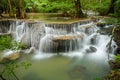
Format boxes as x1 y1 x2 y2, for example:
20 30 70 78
107 0 120 17
0 0 120 18
114 54 120 63
0 35 12 51
11 41 27 51
0 61 32 80
114 0 120 17
25 0 73 13
81 0 110 15
0 35 27 51
94 0 110 15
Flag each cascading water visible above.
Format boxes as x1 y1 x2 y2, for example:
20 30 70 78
0 20 11 33
9 21 45 49
5 20 115 55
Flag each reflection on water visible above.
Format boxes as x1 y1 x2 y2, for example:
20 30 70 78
12 51 110 80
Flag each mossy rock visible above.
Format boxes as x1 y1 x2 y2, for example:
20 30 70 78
97 27 113 35
104 70 120 80
113 24 120 53
109 60 120 70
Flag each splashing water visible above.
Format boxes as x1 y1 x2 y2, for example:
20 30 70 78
8 20 116 58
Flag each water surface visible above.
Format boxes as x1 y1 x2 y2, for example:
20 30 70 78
14 51 110 80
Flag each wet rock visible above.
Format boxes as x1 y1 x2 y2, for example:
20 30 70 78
20 47 36 54
90 35 97 45
85 46 97 53
25 47 36 54
90 46 97 52
109 60 120 70
0 51 20 63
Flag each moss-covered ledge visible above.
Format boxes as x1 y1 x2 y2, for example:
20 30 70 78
113 24 120 53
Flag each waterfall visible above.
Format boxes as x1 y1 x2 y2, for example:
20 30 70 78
9 21 45 49
0 20 116 54
0 20 11 33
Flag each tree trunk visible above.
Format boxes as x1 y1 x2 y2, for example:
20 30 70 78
107 0 117 14
18 0 26 18
7 0 13 16
74 0 84 18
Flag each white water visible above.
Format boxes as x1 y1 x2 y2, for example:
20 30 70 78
8 20 116 59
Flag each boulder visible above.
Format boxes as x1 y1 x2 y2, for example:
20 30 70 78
85 46 97 53
0 51 20 63
90 35 97 45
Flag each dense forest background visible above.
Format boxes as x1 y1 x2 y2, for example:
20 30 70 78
0 0 120 18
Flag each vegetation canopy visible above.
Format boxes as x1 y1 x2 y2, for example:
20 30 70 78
0 0 120 19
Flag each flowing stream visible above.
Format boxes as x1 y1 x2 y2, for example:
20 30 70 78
0 20 116 80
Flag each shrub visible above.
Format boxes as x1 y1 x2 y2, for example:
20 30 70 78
0 34 27 51
0 35 12 51
114 0 120 17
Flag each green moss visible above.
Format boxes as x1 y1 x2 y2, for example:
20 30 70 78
114 54 120 64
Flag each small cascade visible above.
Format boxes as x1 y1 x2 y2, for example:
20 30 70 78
9 21 45 49
0 20 11 33
39 21 91 52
